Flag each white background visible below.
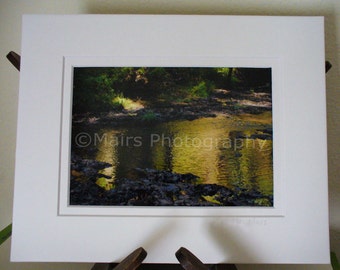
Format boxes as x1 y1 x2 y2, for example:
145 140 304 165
0 1 339 270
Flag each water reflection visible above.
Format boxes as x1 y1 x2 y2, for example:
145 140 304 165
94 113 273 196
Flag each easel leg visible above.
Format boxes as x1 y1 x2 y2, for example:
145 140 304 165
176 247 238 270
91 247 147 270
6 51 20 71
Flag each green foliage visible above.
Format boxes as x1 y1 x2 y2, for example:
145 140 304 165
216 67 240 87
111 97 125 110
148 67 168 78
332 252 340 270
72 66 272 114
112 94 144 111
216 67 231 76
140 111 158 122
0 223 12 246
216 67 271 90
190 81 213 99
73 68 117 113
92 74 116 104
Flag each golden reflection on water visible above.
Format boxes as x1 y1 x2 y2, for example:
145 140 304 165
95 130 120 179
94 113 273 196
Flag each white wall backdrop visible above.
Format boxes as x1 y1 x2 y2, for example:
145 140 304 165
0 0 339 269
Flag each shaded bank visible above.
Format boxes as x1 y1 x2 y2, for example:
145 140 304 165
72 89 271 127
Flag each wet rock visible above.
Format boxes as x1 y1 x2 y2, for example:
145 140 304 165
71 154 112 179
250 133 272 140
249 128 272 140
70 165 273 207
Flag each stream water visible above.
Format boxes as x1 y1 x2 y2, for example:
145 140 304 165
82 112 273 196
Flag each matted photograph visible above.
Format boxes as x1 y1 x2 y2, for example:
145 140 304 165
12 15 329 263
70 66 273 207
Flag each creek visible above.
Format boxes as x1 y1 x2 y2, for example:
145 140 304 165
81 112 273 197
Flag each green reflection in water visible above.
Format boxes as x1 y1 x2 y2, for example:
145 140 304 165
94 112 273 196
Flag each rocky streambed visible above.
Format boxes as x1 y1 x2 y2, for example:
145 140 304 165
70 155 273 207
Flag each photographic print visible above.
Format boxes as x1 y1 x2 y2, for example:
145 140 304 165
70 66 273 207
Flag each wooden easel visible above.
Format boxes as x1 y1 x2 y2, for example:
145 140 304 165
7 51 332 270
90 247 237 270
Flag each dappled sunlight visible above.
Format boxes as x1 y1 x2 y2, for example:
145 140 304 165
236 111 272 125
112 96 145 111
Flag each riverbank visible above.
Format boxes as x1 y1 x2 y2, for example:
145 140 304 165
72 89 271 127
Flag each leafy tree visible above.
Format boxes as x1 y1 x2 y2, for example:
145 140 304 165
73 68 117 113
72 66 271 114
